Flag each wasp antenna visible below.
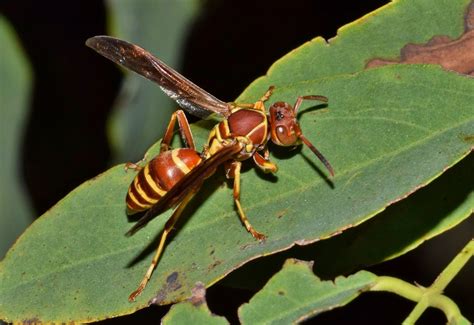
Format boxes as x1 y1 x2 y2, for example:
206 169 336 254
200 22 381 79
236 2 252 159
299 134 334 177
293 95 328 114
305 95 328 103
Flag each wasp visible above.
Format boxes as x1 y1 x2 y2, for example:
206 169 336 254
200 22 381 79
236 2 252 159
86 36 334 301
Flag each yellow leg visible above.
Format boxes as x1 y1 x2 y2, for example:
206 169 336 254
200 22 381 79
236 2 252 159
252 85 275 111
128 191 196 301
259 85 275 102
229 161 266 241
124 154 148 172
228 86 275 112
253 149 278 174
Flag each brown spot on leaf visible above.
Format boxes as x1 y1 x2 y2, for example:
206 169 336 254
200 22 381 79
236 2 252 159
208 259 222 271
462 134 474 143
278 290 285 296
366 1 474 75
21 318 40 325
189 282 207 306
150 271 183 305
167 272 182 292
166 271 178 285
150 290 167 305
276 209 288 219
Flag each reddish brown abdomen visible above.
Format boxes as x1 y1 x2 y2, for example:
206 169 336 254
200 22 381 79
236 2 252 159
126 148 202 214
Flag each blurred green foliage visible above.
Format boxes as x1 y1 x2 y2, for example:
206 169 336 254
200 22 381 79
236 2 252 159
0 16 33 259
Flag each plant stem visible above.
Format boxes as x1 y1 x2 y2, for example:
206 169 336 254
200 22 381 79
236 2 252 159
404 293 463 324
405 239 473 324
371 276 423 302
430 239 473 292
370 239 473 324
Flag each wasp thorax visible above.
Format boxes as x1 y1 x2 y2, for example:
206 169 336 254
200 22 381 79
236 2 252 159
269 102 302 146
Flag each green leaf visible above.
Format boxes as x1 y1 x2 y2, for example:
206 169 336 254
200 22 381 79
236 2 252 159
0 64 471 323
1 0 473 321
222 153 473 290
0 16 33 258
239 0 469 100
238 259 377 324
105 0 200 162
162 284 228 325
309 154 474 278
163 303 228 325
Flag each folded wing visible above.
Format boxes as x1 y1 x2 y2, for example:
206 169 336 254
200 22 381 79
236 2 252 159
86 36 231 118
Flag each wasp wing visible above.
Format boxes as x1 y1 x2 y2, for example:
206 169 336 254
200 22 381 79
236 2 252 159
126 143 243 236
86 36 231 118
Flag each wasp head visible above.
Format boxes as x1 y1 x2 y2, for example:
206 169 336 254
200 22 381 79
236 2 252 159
268 97 334 177
269 102 302 147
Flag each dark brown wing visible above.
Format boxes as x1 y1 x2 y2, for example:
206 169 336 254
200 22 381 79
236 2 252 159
126 142 243 236
86 36 231 118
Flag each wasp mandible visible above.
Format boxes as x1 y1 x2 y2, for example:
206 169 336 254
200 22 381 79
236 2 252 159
86 36 334 301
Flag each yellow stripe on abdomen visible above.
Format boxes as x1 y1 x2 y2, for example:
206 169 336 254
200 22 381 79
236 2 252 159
171 150 191 174
143 164 167 197
127 189 149 210
133 176 158 205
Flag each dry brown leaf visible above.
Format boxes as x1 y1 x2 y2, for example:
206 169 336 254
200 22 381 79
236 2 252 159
366 1 474 75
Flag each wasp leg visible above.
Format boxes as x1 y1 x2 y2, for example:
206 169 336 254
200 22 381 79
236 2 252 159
259 85 275 103
226 161 266 241
128 190 196 302
228 86 275 112
161 110 196 152
252 85 275 111
253 149 278 174
175 110 195 151
124 154 148 172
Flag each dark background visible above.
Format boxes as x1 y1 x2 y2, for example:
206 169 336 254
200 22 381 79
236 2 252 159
1 1 472 324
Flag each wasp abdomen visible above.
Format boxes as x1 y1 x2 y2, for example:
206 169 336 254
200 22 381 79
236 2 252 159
126 148 202 214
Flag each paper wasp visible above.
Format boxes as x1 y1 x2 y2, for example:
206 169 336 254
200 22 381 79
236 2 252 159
86 36 334 301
